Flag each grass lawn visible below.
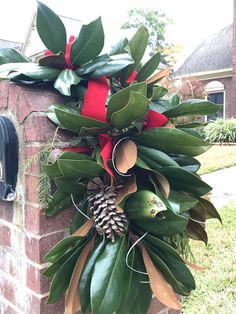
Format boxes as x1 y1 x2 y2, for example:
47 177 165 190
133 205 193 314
182 201 236 314
197 145 236 175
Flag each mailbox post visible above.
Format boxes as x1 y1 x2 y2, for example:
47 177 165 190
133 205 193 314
0 116 19 201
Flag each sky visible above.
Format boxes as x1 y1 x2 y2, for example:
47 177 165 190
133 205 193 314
0 0 233 66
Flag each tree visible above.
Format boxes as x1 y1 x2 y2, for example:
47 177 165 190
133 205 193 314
121 8 172 58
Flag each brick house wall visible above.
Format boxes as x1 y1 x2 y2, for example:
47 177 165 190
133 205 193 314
0 81 180 314
200 77 236 118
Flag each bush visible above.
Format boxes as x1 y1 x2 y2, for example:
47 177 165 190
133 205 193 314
204 118 236 143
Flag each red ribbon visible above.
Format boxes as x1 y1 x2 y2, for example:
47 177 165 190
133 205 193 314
44 35 75 69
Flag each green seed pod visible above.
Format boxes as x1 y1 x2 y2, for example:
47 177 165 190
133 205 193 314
125 190 167 219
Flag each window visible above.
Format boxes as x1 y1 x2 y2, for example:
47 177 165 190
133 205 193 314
207 92 224 121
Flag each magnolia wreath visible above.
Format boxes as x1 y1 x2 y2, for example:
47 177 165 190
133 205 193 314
0 2 222 314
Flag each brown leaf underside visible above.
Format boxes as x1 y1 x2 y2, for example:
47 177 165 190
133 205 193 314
73 219 93 237
142 245 182 311
115 140 137 174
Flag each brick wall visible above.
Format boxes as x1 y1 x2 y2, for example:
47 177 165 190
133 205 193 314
0 81 180 314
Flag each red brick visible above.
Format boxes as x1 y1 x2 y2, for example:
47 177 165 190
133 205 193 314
25 174 39 204
8 83 22 113
40 296 65 314
0 299 19 314
24 204 73 235
26 264 51 294
0 80 9 109
16 89 64 124
24 231 65 264
23 114 58 143
0 224 11 248
0 200 14 223
0 247 21 281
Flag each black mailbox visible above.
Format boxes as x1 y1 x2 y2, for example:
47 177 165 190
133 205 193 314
0 116 19 201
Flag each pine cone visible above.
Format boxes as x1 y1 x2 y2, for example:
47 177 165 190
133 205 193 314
87 178 127 242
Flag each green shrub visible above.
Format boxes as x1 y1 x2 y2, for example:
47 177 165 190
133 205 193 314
204 118 236 143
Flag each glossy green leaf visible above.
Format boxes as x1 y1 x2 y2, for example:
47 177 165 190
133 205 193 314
70 210 88 235
45 236 82 263
171 154 201 172
58 159 105 178
54 107 108 133
91 237 128 314
137 145 179 167
150 85 168 100
43 245 79 277
134 128 211 157
79 240 106 314
150 99 171 113
120 26 149 84
158 166 212 196
111 91 149 129
0 48 28 64
75 54 110 75
47 242 85 303
116 249 138 313
168 190 199 214
19 65 61 80
163 99 222 118
36 1 66 53
42 151 92 178
54 69 81 96
106 82 147 122
54 177 86 195
39 53 66 69
70 17 104 66
89 55 134 78
132 209 189 236
136 52 161 81
169 94 180 106
109 37 129 55
128 249 152 314
45 189 82 217
147 248 194 295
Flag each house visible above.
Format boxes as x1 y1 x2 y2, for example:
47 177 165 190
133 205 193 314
0 39 22 50
175 21 236 119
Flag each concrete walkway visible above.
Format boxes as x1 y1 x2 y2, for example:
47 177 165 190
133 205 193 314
201 166 236 208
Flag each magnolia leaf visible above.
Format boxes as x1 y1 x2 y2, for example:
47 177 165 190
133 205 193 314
111 91 150 129
54 69 81 96
184 259 206 271
75 54 110 75
116 174 137 210
125 190 167 219
89 56 134 78
168 190 199 214
114 139 137 174
158 166 212 196
135 128 211 157
163 99 222 118
171 155 201 173
198 197 222 223
70 17 104 66
186 220 208 244
0 48 28 64
58 159 105 178
73 220 93 237
54 177 86 195
109 37 129 55
146 68 171 85
91 237 128 314
53 107 108 133
136 157 170 198
36 1 67 53
39 53 66 69
44 236 81 263
133 209 189 236
45 190 82 217
106 82 147 122
120 26 149 83
150 86 168 100
79 241 106 313
142 246 182 310
65 237 95 314
136 52 161 82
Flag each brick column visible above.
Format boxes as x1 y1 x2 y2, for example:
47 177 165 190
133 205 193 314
0 81 180 314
